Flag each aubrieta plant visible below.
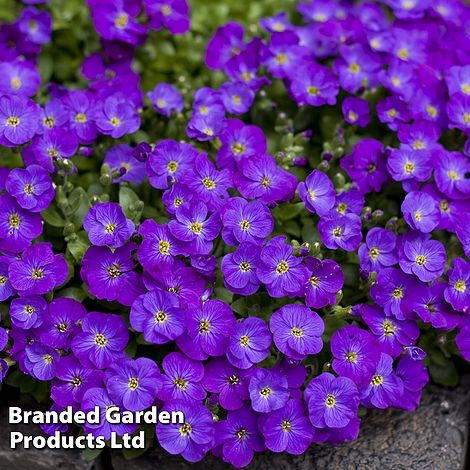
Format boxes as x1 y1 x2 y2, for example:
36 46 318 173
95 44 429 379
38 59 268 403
1 0 470 466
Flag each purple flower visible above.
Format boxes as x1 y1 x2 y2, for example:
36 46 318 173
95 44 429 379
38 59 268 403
205 22 245 71
304 257 343 309
259 398 313 454
298 170 336 216
0 326 7 351
221 242 262 295
137 219 183 271
10 295 47 330
24 342 59 380
82 386 136 439
401 191 440 233
177 299 236 359
257 236 309 298
72 311 129 369
0 194 42 252
39 297 86 349
394 356 429 411
94 94 140 138
219 81 254 115
221 197 273 246
145 0 190 35
404 281 459 330
433 151 470 200
215 406 265 467
23 128 79 173
51 355 103 406
226 317 271 369
445 258 470 313
186 108 227 141
318 211 362 252
270 304 324 360
104 144 146 184
342 97 370 127
248 368 289 413
234 154 297 204
147 140 197 189
130 288 186 344
5 164 54 212
63 90 97 144
157 400 214 462
147 83 183 117
202 357 252 411
90 0 146 45
168 201 221 255
370 267 418 320
0 94 40 147
456 325 470 362
334 190 365 215
81 243 145 306
387 147 433 183
330 325 380 386
84 202 135 248
132 141 152 162
361 304 419 357
447 93 470 131
289 62 339 106
106 357 163 411
360 353 404 409
18 7 52 45
305 372 359 428
159 352 206 402
216 118 267 171
0 60 41 97
358 228 398 274
183 154 232 211
9 243 68 295
399 235 446 282
340 138 389 193
0 259 16 301
39 98 68 132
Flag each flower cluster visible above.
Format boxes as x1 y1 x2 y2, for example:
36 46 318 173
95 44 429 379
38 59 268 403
1 0 470 467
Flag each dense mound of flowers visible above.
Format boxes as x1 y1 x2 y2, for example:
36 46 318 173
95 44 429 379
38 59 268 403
1 0 470 466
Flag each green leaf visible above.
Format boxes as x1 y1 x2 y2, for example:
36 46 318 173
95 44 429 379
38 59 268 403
213 287 233 304
428 357 459 387
42 206 66 227
56 287 88 302
82 446 104 462
119 186 143 221
67 231 90 263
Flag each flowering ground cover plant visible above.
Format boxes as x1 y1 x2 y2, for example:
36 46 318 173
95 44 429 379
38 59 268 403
1 0 470 466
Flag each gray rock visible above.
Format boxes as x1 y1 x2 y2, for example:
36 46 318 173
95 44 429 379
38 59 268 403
112 380 470 470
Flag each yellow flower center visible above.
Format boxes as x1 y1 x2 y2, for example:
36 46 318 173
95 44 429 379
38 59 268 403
24 183 35 195
236 428 248 439
199 319 211 334
128 378 139 391
9 213 20 229
404 162 415 174
203 128 214 136
239 219 250 231
261 176 271 188
154 310 167 323
387 108 397 118
44 116 55 128
105 223 116 234
291 327 303 338
161 5 172 16
414 210 422 221
348 111 358 122
337 202 348 214
348 62 361 73
309 275 320 287
174 377 188 390
6 116 20 127
259 386 272 397
461 83 470 95
447 170 460 181
427 105 438 118
174 197 183 207
107 264 122 278
0 275 7 285
159 240 171 255
454 280 466 293
202 177 216 190
464 113 470 124
392 286 403 299
412 140 425 150
11 76 21 90
231 142 245 155
382 320 396 336
398 48 409 60
167 160 178 173
43 354 53 364
94 333 108 348
415 254 427 266
115 12 129 29
281 420 292 432
179 423 192 436
369 247 380 260
345 351 357 363
232 95 241 104
275 53 288 65
189 222 203 234
307 85 320 96
157 98 167 108
25 305 35 315
240 335 250 347
239 261 251 272
276 260 289 275
371 374 383 386
325 394 336 408
75 113 87 123
110 117 121 127
31 269 43 280
333 226 342 238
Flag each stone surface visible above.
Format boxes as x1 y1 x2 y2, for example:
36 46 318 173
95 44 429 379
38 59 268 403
112 380 470 470
1 380 469 470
